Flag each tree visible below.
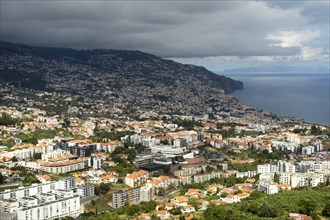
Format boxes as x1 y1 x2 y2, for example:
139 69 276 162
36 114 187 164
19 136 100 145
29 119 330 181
91 200 96 206
299 199 317 216
0 113 20 126
63 118 71 128
126 149 136 162
60 217 74 220
220 193 228 198
170 207 182 215
12 156 18 162
127 204 140 216
33 152 42 160
158 188 165 196
248 190 264 199
0 172 5 184
310 125 321 135
162 165 171 174
258 205 278 218
99 183 110 194
311 211 321 220
273 172 279 183
322 202 330 217
151 214 161 220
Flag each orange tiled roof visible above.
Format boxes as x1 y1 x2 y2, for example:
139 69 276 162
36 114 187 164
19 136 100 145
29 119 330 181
236 193 248 198
175 196 187 203
183 205 192 209
226 194 236 199
155 210 169 215
41 175 51 181
166 203 177 207
127 170 148 179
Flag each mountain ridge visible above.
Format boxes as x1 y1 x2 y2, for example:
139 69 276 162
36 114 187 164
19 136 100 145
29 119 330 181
0 41 243 115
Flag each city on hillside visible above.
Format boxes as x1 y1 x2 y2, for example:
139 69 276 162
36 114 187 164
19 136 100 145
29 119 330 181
0 88 329 220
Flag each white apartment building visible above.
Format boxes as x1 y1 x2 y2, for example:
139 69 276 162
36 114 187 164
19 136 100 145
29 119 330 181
173 165 207 177
173 138 187 148
125 170 149 188
0 199 19 214
257 164 277 174
277 160 296 173
130 135 159 148
1 179 93 220
286 134 309 144
2 144 54 161
139 185 153 202
258 179 278 194
236 171 257 178
92 156 101 170
169 131 198 144
278 173 293 185
291 173 327 188
16 190 80 220
301 146 315 155
297 161 330 173
312 161 330 173
193 172 222 183
0 178 76 201
38 158 87 174
271 141 298 152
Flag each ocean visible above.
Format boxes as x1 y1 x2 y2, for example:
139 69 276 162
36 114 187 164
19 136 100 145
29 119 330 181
226 73 330 125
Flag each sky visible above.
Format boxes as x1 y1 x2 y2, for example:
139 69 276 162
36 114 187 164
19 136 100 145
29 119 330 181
1 0 329 72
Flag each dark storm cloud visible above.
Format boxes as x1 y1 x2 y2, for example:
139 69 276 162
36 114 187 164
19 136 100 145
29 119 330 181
0 1 317 57
266 1 330 24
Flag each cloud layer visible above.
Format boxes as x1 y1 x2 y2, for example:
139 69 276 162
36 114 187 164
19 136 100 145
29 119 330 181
0 0 329 70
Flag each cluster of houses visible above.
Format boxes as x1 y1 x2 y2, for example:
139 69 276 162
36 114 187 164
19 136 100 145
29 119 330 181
125 181 255 219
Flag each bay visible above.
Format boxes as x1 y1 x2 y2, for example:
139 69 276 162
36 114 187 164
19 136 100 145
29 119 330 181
227 73 330 125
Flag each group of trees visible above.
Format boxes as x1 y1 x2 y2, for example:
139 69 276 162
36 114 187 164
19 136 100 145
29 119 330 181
6 165 39 185
229 162 258 172
94 183 111 196
90 130 135 142
85 201 159 220
0 172 5 184
204 187 330 220
0 138 15 147
111 201 157 217
0 113 20 126
111 146 137 163
243 148 290 162
17 129 66 144
292 125 330 136
172 119 203 131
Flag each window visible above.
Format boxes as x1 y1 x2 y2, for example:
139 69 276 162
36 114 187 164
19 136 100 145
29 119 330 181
38 187 42 193
62 201 67 213
24 189 29 197
10 192 15 198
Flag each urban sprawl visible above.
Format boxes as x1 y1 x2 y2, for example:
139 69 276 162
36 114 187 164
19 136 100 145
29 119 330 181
0 89 330 220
